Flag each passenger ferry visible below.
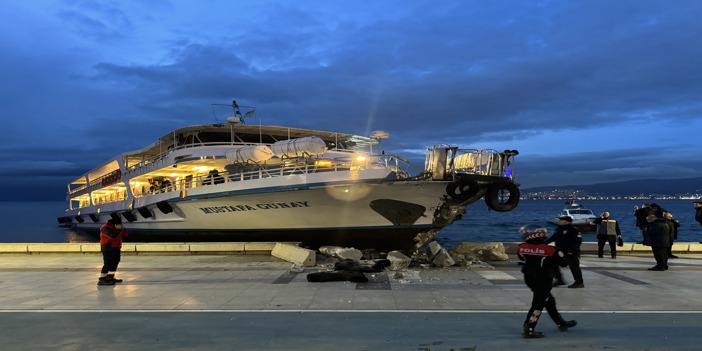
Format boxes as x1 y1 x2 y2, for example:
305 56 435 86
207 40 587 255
548 201 597 231
57 101 521 251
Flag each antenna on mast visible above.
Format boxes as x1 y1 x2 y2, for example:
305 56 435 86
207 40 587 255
232 100 242 119
228 100 256 124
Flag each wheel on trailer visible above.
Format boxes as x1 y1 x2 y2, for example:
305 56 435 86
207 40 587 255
446 178 482 203
484 182 520 212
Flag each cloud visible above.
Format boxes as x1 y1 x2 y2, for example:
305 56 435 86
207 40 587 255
1 0 701 200
54 0 139 41
517 146 702 187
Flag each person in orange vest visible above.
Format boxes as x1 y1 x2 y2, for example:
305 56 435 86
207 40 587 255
594 211 622 259
98 217 128 286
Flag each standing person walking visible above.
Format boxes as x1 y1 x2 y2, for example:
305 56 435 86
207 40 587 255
645 214 670 271
517 224 577 338
594 212 622 259
545 216 584 288
98 217 128 286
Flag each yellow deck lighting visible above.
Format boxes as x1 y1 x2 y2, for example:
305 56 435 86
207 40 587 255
315 159 333 167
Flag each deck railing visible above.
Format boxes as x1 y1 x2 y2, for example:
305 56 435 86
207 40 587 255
123 140 366 173
452 149 515 179
137 154 418 197
68 147 515 208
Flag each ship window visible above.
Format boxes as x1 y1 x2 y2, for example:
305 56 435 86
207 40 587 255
196 132 231 143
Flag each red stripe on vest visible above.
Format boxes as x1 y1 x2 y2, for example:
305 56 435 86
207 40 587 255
518 243 556 257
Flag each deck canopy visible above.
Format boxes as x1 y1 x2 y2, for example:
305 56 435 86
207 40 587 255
69 160 120 185
70 123 382 184
118 124 379 166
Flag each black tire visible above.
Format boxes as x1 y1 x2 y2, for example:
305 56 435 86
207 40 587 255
462 187 487 205
484 182 520 212
446 178 481 202
156 201 173 214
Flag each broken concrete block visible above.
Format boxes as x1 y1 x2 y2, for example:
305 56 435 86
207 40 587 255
290 263 305 273
449 242 508 261
272 243 316 267
425 241 443 260
319 246 364 260
431 248 456 268
387 250 411 271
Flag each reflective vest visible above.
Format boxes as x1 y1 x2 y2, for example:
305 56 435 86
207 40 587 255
99 223 128 248
597 219 618 236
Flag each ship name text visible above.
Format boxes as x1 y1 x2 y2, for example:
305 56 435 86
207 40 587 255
199 201 310 214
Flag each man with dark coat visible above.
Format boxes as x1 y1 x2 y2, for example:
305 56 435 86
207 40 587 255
648 203 668 218
634 204 655 243
545 216 584 288
645 214 670 271
694 201 702 227
517 224 577 338
663 212 680 258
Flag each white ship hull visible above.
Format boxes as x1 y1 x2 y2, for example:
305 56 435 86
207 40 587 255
59 104 521 251
66 177 453 250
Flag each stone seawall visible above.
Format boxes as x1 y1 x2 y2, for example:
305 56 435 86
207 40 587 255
0 242 299 255
0 242 699 255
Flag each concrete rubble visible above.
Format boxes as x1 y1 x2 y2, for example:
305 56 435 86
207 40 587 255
386 250 412 271
449 242 509 262
425 241 456 268
289 263 305 273
306 242 504 284
271 243 316 266
319 246 363 260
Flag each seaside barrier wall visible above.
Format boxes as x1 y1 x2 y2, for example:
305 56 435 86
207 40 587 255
1 242 701 255
0 242 300 255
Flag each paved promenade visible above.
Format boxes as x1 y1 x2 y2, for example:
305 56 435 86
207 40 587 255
2 250 702 350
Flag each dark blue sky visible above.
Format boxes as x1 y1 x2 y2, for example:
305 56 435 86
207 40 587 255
2 1 702 201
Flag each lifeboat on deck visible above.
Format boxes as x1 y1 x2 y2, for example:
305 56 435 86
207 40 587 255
225 145 274 164
271 136 327 158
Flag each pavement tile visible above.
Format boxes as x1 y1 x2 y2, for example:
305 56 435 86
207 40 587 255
1 253 702 313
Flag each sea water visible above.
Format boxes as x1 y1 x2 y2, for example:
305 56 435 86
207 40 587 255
1 200 700 246
435 199 702 246
1 202 96 243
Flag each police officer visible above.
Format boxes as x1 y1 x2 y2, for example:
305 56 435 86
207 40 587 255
545 216 584 288
518 224 577 338
594 211 622 259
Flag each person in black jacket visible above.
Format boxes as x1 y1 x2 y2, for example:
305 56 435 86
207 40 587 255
648 203 668 218
663 212 680 258
518 224 577 338
634 204 655 244
694 201 702 227
545 216 584 288
645 214 670 271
